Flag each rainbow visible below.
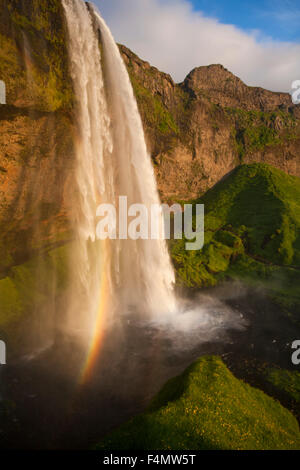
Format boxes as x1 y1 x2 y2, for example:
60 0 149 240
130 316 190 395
80 243 111 385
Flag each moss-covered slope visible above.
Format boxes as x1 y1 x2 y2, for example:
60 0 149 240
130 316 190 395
171 163 300 322
96 356 300 450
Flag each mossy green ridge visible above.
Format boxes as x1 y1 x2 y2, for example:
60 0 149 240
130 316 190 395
96 356 300 450
170 163 300 323
0 0 73 110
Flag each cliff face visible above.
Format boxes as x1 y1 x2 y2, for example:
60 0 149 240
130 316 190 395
0 2 299 349
0 0 75 273
0 0 73 110
1 4 300 262
1 4 299 270
120 45 300 201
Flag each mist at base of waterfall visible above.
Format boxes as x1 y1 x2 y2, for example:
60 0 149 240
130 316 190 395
64 282 248 376
145 294 246 348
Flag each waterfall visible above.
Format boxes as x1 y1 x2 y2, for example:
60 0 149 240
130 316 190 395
61 0 176 339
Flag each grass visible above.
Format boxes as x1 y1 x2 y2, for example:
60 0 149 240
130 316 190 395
96 356 300 450
266 368 300 403
170 163 300 322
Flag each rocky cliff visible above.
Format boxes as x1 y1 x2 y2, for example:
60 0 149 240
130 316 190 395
0 0 76 275
0 1 299 350
0 1 299 272
1 2 300 261
120 45 300 201
0 0 300 265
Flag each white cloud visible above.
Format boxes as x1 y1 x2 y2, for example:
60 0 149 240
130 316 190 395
95 0 300 92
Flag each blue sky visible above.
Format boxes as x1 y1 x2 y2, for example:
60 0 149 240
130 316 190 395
190 0 300 42
96 0 300 91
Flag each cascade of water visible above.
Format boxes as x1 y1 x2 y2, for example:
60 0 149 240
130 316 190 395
91 6 177 317
61 0 113 335
62 0 176 339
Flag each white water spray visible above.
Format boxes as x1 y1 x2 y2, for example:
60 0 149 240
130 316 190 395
61 0 176 336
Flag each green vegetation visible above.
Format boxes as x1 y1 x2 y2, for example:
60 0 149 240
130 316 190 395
121 47 180 155
0 244 69 345
0 0 73 110
227 257 300 322
266 368 300 403
170 163 300 322
96 356 300 450
128 73 179 153
226 108 299 160
131 75 178 135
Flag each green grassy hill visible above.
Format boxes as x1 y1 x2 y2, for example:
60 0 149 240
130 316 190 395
96 356 300 450
171 163 300 323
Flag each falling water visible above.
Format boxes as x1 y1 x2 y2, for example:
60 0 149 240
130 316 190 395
92 6 177 317
61 0 176 340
